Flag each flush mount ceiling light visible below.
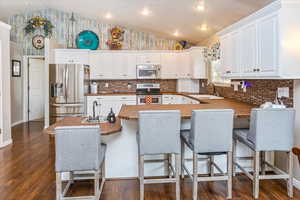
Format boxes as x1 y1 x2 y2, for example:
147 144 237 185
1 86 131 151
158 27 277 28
173 30 179 37
105 12 112 19
196 0 205 11
141 8 151 16
200 24 208 31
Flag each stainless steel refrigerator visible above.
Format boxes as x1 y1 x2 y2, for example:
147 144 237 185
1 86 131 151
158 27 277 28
49 64 90 124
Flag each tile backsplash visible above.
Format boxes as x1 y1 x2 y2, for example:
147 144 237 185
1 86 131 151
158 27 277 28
91 79 177 93
206 80 294 107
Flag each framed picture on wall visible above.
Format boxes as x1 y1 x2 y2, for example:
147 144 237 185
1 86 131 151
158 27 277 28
12 60 21 77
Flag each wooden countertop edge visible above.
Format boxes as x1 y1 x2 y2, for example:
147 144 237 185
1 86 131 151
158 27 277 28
44 117 122 136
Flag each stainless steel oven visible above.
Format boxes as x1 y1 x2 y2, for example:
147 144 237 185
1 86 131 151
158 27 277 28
136 64 161 79
136 83 162 105
137 95 162 105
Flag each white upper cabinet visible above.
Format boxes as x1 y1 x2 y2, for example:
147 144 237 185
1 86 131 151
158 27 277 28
54 49 89 64
161 52 178 79
240 23 257 74
136 53 161 64
89 51 137 80
190 47 206 79
257 13 278 74
62 47 206 80
177 51 192 79
218 0 300 79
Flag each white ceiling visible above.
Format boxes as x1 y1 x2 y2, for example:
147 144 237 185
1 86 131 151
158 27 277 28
0 0 275 43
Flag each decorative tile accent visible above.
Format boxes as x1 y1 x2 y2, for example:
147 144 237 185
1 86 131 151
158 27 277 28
92 79 177 93
205 80 294 107
9 8 178 55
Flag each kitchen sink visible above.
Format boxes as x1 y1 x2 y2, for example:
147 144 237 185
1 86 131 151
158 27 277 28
81 117 107 124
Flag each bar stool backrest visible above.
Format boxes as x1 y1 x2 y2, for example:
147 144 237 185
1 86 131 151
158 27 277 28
138 110 181 155
55 126 102 172
247 108 295 151
190 109 234 153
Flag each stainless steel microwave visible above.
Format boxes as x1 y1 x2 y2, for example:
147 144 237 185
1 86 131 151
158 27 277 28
136 64 161 79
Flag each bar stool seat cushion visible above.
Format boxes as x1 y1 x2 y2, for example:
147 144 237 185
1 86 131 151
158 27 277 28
181 130 227 155
233 129 255 150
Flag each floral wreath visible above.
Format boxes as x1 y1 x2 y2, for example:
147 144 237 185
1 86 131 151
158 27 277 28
24 16 54 37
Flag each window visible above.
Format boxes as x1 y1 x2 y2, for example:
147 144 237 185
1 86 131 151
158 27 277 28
210 60 231 86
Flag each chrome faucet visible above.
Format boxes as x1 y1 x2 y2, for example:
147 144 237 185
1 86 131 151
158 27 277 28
92 100 99 120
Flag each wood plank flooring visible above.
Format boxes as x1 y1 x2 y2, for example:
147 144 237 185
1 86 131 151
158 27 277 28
0 122 300 200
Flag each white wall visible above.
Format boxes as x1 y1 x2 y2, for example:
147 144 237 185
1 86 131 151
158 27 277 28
293 80 300 181
10 41 24 126
0 21 12 147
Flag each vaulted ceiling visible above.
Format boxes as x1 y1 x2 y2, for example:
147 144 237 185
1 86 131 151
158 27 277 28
0 0 275 43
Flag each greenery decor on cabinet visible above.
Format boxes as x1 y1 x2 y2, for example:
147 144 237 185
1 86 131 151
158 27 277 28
24 16 54 37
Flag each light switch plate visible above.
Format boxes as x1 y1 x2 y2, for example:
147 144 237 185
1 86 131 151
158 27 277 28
277 87 289 98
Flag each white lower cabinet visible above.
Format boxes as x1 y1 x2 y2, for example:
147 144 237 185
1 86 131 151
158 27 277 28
86 95 136 117
162 95 199 104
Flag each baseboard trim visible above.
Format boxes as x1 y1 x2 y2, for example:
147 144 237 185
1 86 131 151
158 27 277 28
0 139 13 148
11 120 24 127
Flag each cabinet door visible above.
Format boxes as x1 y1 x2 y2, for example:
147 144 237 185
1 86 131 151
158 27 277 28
54 50 89 64
89 52 113 79
220 35 231 75
258 14 278 73
161 53 178 79
229 31 241 74
136 53 161 64
190 48 206 79
240 23 257 74
124 53 137 79
177 52 191 78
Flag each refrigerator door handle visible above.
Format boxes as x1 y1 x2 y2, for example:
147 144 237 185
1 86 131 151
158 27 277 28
64 65 69 102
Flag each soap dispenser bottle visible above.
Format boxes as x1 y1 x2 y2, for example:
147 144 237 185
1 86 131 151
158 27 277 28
107 108 116 123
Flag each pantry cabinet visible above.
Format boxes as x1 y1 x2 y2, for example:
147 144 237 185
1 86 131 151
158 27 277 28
218 0 300 79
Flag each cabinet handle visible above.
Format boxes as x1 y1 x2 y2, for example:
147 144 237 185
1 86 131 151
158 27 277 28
257 69 260 72
226 70 231 74
96 74 104 76
253 69 257 72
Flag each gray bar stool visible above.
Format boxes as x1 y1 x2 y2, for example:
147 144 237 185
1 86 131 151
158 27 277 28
55 126 106 200
181 109 234 200
137 110 181 200
233 108 295 199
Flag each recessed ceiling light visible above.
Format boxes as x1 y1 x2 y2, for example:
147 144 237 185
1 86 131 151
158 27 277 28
141 8 151 16
196 1 205 11
200 24 208 31
173 30 179 37
105 13 112 19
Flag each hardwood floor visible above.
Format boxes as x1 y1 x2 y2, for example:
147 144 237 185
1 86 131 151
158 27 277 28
0 122 300 200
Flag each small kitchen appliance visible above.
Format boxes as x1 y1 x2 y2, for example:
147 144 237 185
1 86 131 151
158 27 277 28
136 64 161 79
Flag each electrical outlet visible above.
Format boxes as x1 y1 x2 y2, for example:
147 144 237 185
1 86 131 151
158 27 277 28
277 87 289 98
105 83 109 88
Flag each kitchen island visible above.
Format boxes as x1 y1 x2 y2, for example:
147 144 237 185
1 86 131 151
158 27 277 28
100 98 261 179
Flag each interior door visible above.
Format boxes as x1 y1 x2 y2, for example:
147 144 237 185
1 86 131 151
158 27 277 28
28 58 45 121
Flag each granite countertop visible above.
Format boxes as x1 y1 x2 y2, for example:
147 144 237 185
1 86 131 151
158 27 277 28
118 98 256 120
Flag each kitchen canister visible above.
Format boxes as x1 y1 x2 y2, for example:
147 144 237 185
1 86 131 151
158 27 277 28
90 82 98 94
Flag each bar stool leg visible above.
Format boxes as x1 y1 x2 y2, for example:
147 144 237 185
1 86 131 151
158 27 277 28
209 156 214 176
253 151 260 199
56 172 62 200
232 139 237 177
227 152 233 199
181 140 185 179
139 155 144 200
95 170 100 198
193 152 198 200
287 151 293 198
261 151 266 175
168 154 172 178
175 154 181 200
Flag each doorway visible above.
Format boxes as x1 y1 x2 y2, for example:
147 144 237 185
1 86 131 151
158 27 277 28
27 57 45 122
